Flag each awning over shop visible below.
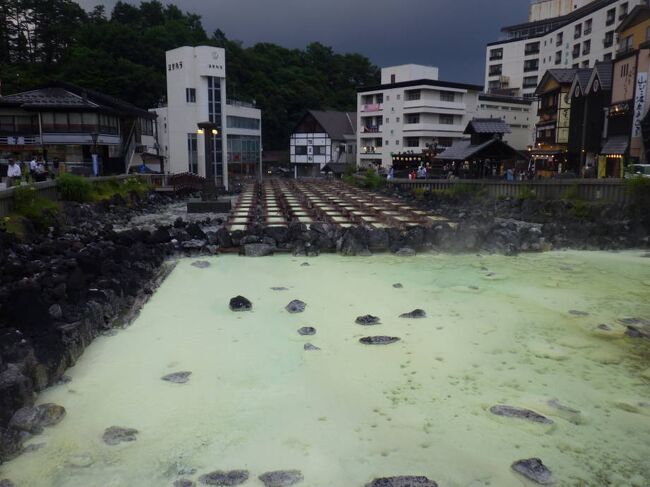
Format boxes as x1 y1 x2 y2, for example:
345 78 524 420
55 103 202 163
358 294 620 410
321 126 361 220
528 149 562 156
600 135 628 155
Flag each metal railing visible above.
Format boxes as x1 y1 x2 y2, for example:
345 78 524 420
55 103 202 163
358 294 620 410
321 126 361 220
382 178 630 204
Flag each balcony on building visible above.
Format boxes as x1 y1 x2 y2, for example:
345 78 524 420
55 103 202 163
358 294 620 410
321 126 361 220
524 42 540 56
489 48 503 61
523 60 539 72
489 64 503 77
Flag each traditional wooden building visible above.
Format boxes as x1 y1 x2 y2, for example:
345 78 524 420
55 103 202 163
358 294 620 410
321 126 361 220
568 62 612 175
602 4 650 176
436 118 524 178
532 69 577 175
0 81 158 175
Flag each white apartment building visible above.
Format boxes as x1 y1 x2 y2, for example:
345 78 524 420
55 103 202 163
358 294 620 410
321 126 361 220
357 64 482 168
530 0 596 22
485 0 646 99
152 46 262 189
477 94 535 149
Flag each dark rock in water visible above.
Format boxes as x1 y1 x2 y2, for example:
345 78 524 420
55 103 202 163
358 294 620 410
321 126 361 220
0 480 16 487
298 327 316 336
191 261 210 269
304 343 320 351
9 403 66 434
174 480 195 487
511 458 553 485
48 303 63 319
198 470 249 485
395 247 416 257
286 300 306 313
625 326 650 339
399 309 426 319
36 404 66 428
568 310 589 316
229 296 252 312
392 283 403 288
356 315 381 326
619 317 650 326
258 469 304 486
597 324 611 331
360 336 401 345
271 287 289 291
57 375 72 385
489 405 553 424
300 262 310 267
161 371 192 384
243 243 275 257
102 426 138 445
365 476 438 486
547 398 580 415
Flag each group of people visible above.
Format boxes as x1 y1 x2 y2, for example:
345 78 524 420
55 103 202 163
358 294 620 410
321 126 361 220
4 156 59 187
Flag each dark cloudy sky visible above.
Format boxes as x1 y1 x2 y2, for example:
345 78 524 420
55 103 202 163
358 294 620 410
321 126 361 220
77 0 527 84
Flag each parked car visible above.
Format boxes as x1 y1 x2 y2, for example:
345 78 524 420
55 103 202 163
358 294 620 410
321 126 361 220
626 164 650 178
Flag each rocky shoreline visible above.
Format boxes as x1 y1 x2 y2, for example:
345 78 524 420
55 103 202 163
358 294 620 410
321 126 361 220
1 187 649 469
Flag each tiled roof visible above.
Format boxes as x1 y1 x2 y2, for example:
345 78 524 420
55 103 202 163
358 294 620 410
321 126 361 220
601 135 628 155
547 69 579 84
0 81 155 119
0 88 98 108
575 68 593 91
309 110 357 140
593 62 613 91
436 139 494 160
464 118 512 135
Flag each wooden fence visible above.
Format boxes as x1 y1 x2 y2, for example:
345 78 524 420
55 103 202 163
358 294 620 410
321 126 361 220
382 178 630 204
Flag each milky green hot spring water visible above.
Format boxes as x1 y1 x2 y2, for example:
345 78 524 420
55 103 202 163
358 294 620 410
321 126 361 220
2 251 650 487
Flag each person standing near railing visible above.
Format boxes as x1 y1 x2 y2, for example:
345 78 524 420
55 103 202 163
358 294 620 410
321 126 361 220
7 159 21 187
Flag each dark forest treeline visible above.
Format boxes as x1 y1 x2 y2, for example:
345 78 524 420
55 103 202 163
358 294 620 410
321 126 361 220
0 0 380 149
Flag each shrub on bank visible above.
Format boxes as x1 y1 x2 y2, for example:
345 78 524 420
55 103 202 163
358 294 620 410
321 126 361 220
11 184 61 232
56 174 152 203
363 168 384 190
625 176 650 209
56 173 93 202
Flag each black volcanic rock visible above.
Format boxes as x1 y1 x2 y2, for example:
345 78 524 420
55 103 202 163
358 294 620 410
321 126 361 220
359 336 401 345
365 476 438 486
511 458 553 485
489 405 553 424
399 309 426 319
356 315 381 326
229 296 252 312
286 300 306 313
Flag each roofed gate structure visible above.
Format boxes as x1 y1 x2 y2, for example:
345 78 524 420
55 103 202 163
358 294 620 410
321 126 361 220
436 118 525 178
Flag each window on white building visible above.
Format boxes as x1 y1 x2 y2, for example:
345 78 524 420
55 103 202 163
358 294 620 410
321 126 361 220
405 137 419 147
405 114 420 124
186 88 196 103
295 146 308 155
187 133 198 174
439 114 454 125
440 92 455 102
313 146 326 155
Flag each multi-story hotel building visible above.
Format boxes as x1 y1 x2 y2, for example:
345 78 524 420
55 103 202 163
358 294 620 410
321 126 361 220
356 64 536 168
485 0 646 99
357 65 483 168
152 46 262 189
